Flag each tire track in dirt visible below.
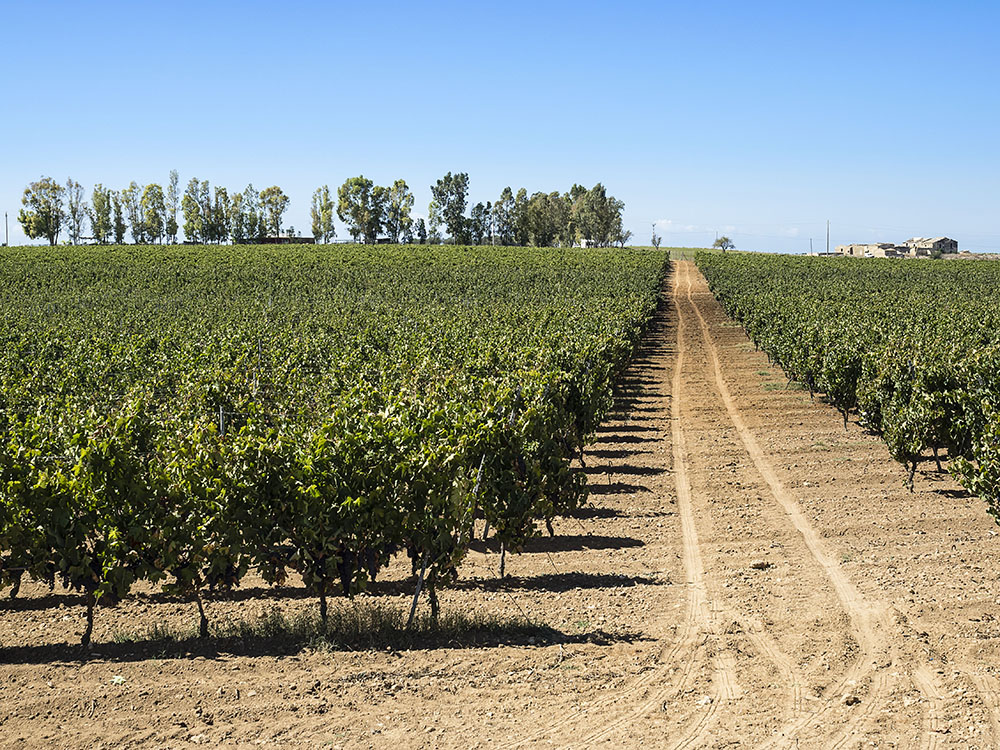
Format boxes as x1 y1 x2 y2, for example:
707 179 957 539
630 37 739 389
671 265 815 738
678 260 900 747
727 610 806 719
653 266 740 748
563 262 821 749
912 666 944 750
961 666 1000 746
503 271 714 749
568 263 744 749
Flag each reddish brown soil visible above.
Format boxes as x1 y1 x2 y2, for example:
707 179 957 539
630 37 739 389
3 260 1000 749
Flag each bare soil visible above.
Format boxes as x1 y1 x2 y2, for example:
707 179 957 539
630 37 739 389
3 260 1000 749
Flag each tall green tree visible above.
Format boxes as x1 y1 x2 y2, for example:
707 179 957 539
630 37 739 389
198 181 212 243
429 172 470 244
400 219 415 244
492 187 515 245
556 193 575 247
512 188 530 246
569 184 624 247
229 190 247 243
367 186 388 243
181 178 203 243
310 185 336 243
337 176 384 243
243 184 263 241
65 178 88 245
17 177 65 245
141 183 166 243
525 191 569 247
427 199 443 244
260 186 289 237
112 191 126 244
609 197 626 247
384 179 414 243
470 202 490 245
90 184 112 244
212 186 231 244
416 217 427 245
166 170 180 243
121 181 145 244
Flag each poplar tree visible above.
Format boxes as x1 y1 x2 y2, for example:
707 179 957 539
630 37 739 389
121 181 145 243
429 172 470 244
260 186 289 237
166 170 180 243
90 184 112 244
384 179 414 244
181 178 203 243
141 184 166 243
112 191 126 244
65 178 88 245
492 187 514 245
310 185 336 243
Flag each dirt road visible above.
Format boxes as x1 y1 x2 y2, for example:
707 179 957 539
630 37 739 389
3 261 1000 748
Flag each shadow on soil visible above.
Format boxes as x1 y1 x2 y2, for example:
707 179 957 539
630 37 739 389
935 487 973 499
587 448 653 460
453 572 663 593
595 423 659 434
591 433 660 445
586 481 650 496
470 534 644 554
0 600 652 665
583 463 666 477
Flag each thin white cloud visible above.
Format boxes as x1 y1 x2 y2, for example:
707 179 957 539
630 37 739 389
654 219 700 233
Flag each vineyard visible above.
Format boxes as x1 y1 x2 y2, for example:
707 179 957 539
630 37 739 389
0 244 667 645
696 252 1000 510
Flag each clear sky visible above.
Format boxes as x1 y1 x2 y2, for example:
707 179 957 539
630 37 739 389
2 0 998 252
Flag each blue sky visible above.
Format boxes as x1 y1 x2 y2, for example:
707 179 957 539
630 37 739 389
2 0 998 252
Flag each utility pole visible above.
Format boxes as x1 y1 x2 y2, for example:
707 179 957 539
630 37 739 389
810 238 813 254
826 220 830 255
4 212 7 247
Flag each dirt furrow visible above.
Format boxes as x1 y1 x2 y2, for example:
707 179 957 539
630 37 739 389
963 668 1000 746
654 266 739 746
730 611 806 719
671 262 835 742
679 259 900 746
567 262 741 749
912 666 944 750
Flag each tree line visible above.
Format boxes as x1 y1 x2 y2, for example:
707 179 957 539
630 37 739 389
16 172 630 247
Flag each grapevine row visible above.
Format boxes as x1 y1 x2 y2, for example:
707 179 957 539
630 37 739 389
696 252 1000 515
0 244 668 645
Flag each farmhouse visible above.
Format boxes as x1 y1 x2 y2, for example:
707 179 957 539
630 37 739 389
835 237 958 258
836 243 903 258
902 237 959 255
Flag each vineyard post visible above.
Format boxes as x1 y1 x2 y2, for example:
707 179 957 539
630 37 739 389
464 454 486 546
81 591 96 649
406 554 429 629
